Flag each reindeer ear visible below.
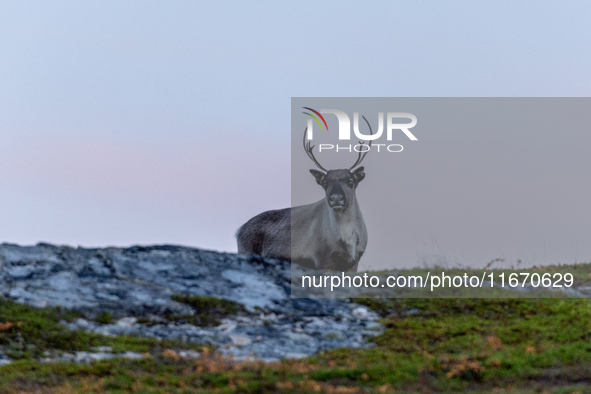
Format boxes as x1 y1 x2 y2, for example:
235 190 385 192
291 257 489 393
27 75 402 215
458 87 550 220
352 166 365 183
309 169 326 186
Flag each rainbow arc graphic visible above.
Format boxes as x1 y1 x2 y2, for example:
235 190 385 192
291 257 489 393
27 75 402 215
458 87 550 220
302 107 329 131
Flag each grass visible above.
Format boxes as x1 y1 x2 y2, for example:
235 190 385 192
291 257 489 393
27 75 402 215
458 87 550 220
4 274 591 392
0 297 203 360
167 295 249 327
96 312 115 325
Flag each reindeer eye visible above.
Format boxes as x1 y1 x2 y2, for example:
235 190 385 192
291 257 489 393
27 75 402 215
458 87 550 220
348 181 355 188
322 181 327 189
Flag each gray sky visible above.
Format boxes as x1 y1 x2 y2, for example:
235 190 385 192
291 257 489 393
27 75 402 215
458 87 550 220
292 98 591 270
1 1 591 255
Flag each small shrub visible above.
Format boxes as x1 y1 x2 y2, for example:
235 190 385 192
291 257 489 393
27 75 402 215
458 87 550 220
103 374 134 390
96 311 114 324
169 295 248 327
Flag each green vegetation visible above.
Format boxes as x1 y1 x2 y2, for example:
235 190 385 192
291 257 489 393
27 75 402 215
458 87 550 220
168 294 249 327
0 297 202 360
4 274 591 392
96 312 115 325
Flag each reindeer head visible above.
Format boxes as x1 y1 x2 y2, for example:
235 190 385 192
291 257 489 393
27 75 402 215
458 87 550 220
304 116 372 213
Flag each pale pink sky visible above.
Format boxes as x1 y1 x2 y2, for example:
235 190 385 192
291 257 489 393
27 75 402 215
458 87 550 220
0 132 289 251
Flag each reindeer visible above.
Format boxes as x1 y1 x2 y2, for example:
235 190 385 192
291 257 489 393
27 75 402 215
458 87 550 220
236 117 373 272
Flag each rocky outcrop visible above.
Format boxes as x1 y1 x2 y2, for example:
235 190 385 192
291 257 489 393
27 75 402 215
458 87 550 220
0 243 382 362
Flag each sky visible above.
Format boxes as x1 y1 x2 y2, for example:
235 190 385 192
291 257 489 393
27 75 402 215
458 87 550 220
292 98 591 270
1 1 590 256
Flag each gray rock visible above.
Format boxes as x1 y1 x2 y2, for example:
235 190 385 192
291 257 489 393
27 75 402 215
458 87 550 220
0 243 384 362
0 353 13 365
6 265 35 279
230 335 252 346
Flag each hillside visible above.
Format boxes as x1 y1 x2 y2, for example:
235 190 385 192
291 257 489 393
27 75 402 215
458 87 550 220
1 243 591 393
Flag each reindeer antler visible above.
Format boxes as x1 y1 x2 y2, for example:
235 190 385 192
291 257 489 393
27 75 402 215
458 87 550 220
302 127 329 172
349 115 373 170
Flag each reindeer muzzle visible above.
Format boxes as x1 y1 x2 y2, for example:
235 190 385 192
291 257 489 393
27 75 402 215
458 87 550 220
329 194 345 210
